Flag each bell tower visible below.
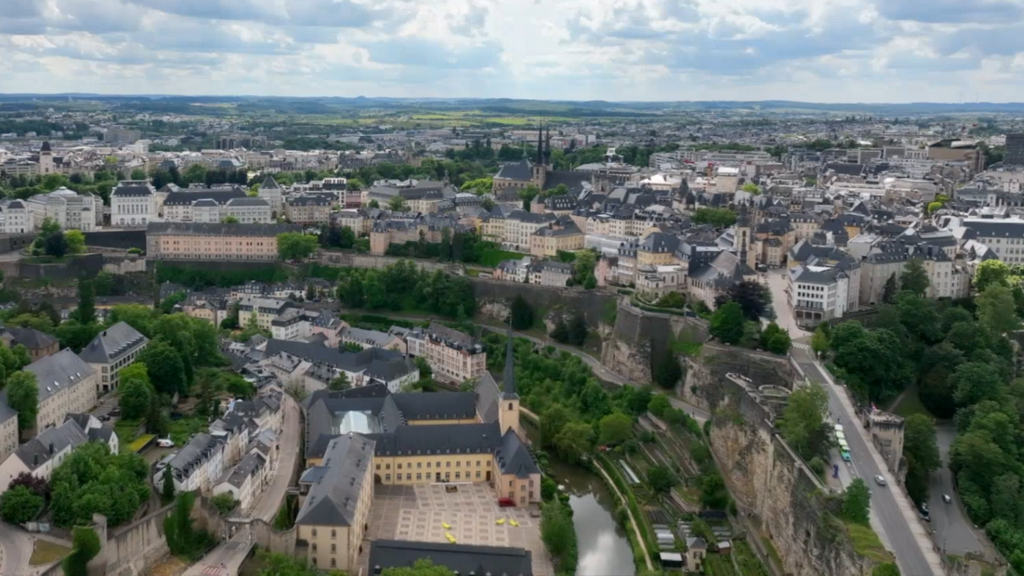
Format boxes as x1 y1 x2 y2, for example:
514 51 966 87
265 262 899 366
531 125 547 189
499 321 521 437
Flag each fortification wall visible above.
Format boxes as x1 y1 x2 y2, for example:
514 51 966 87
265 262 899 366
600 300 710 383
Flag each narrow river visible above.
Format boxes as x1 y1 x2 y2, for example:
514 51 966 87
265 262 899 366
525 423 635 576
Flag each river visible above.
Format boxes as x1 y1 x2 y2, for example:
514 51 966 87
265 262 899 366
525 424 636 576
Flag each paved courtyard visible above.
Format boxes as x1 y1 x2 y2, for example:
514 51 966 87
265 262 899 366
363 484 553 576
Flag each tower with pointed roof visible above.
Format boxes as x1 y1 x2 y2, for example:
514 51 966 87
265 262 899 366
531 125 548 190
499 321 521 437
734 203 753 268
38 141 54 175
258 175 283 218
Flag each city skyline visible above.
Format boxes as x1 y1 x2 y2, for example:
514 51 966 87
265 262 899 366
1 0 1023 102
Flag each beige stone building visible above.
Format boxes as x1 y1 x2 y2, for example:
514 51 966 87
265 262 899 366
408 323 487 383
78 322 149 394
285 195 332 225
10 350 98 434
1 327 59 362
146 222 302 261
529 220 584 258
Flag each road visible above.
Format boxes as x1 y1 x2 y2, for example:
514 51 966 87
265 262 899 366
930 423 987 557
792 346 942 576
182 391 302 576
0 521 33 576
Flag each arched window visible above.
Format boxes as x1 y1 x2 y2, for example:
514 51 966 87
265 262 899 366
331 529 336 538
508 402 513 410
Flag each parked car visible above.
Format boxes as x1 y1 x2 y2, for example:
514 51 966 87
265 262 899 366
157 437 175 448
841 451 852 462
874 475 887 486
498 498 515 508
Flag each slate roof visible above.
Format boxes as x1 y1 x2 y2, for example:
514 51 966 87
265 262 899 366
543 170 591 194
15 419 87 471
0 400 16 425
19 349 96 405
3 327 57 350
369 540 533 576
147 222 302 236
295 434 375 527
962 218 1024 239
261 176 281 190
495 160 533 181
495 428 540 478
475 372 501 424
111 184 154 197
78 322 148 364
165 433 224 482
365 422 503 456
391 392 478 421
164 189 246 206
226 197 270 207
223 451 266 489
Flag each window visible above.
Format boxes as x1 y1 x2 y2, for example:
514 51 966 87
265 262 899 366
386 464 390 470
417 473 422 480
331 559 337 568
456 461 460 467
312 558 317 567
331 544 336 553
455 472 460 479
397 463 402 470
312 529 317 537
417 462 422 469
312 544 318 552
446 461 450 468
375 464 380 470
385 474 391 481
426 462 431 468
331 530 336 538
445 472 450 480
407 473 411 480
476 471 481 479
509 480 514 487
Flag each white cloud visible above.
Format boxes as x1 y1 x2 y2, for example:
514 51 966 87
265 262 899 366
0 0 1022 101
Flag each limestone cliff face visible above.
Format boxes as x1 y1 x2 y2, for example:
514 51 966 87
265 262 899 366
599 301 710 384
695 349 878 576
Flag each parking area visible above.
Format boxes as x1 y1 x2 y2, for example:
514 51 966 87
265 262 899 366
363 484 553 576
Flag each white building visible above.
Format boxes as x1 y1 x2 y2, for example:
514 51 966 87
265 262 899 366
270 309 312 341
26 188 102 231
155 433 225 494
2 200 30 234
111 181 157 227
788 265 853 328
212 451 269 515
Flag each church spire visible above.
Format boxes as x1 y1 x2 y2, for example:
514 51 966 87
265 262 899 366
502 317 518 399
544 128 551 166
536 124 544 166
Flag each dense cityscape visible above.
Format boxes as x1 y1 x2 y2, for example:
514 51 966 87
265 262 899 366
0 93 1020 576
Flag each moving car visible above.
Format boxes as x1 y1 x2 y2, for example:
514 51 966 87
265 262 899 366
874 475 887 486
919 503 931 522
942 494 952 504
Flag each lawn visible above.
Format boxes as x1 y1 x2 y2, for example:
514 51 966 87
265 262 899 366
29 540 71 566
127 434 156 454
889 386 933 419
703 554 740 576
844 522 893 563
477 248 526 267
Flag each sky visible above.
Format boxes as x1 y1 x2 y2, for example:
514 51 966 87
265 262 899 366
0 0 1023 103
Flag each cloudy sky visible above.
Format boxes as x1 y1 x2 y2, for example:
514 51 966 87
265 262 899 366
0 0 1022 102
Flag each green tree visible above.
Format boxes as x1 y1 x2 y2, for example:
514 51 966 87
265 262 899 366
647 465 677 494
118 374 153 420
387 195 410 212
211 493 236 515
383 559 456 576
510 294 534 330
740 182 760 194
841 478 872 525
64 229 86 254
0 485 43 523
62 526 101 576
40 216 61 237
161 465 175 503
778 383 830 460
553 421 594 464
810 326 830 355
221 216 239 224
647 395 671 418
74 279 96 324
760 322 792 354
978 284 1021 335
109 304 157 336
882 273 899 304
951 362 1004 408
276 232 319 261
139 340 187 397
974 260 1012 293
598 412 633 446
540 501 577 571
710 301 745 344
904 414 941 505
900 259 929 297
652 348 682 389
55 320 103 352
872 563 901 576
692 207 737 227
44 231 68 258
328 372 351 392
540 404 572 448
6 371 38 431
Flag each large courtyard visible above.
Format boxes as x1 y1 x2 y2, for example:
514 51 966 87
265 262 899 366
362 483 554 576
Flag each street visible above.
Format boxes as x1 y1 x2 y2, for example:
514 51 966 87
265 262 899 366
929 423 986 557
0 521 34 576
792 346 943 576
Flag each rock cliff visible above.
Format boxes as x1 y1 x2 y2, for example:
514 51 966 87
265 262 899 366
692 347 880 576
599 300 709 384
